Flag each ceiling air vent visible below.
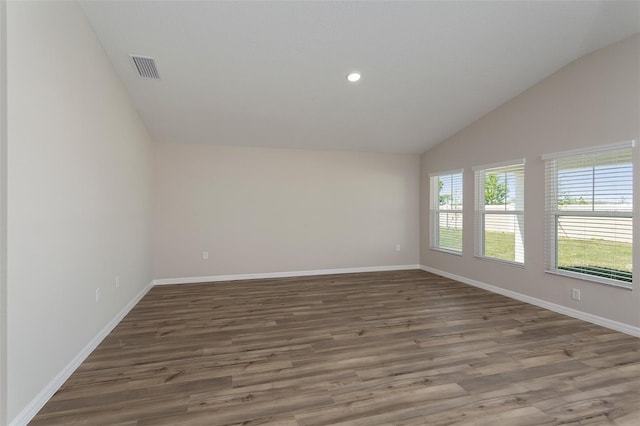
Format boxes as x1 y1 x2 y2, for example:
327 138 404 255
130 55 160 79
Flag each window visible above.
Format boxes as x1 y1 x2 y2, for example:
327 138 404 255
543 141 634 288
474 160 525 265
430 170 463 253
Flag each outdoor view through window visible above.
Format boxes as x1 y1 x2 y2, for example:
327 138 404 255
474 161 525 264
430 143 633 289
545 144 633 287
431 171 463 253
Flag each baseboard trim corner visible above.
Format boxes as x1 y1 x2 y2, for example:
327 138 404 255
419 265 640 338
153 264 421 286
9 281 154 426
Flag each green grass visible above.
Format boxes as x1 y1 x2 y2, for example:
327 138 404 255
438 227 632 282
557 238 632 272
557 237 632 283
484 231 515 261
437 227 462 252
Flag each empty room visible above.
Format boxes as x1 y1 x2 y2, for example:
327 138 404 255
1 0 639 425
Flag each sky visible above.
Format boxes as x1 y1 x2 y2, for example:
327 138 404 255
437 163 633 209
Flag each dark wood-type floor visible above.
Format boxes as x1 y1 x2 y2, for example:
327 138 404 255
32 270 640 425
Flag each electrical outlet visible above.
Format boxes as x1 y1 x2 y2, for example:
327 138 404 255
571 288 581 301
202 251 209 260
115 276 120 289
95 288 102 303
395 244 401 252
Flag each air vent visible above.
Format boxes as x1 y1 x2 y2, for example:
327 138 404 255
130 55 160 79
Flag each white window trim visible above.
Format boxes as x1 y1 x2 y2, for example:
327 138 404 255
472 158 526 172
474 159 525 266
429 169 464 255
428 168 465 179
541 140 635 160
542 141 635 289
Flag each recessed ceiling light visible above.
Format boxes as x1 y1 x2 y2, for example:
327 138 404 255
346 72 361 82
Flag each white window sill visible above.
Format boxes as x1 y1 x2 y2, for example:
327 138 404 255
545 269 632 290
475 255 524 269
430 247 462 256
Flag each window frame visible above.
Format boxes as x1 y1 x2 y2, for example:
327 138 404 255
542 141 635 289
473 159 525 267
429 169 464 255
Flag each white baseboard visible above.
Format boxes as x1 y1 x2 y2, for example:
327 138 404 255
10 264 419 425
15 263 634 426
153 264 421 286
419 264 640 338
9 281 154 426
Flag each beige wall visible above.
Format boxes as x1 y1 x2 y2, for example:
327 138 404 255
420 34 640 327
6 1 153 422
153 144 420 279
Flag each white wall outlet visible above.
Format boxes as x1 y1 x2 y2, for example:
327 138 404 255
395 244 401 252
95 288 102 303
571 288 581 301
202 251 209 260
115 276 120 289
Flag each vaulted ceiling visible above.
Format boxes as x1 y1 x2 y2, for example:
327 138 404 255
81 1 639 154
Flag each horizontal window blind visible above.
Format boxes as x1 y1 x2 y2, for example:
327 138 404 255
544 143 633 286
430 171 463 253
474 160 525 264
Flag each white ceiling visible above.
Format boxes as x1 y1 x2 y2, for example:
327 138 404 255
81 1 639 154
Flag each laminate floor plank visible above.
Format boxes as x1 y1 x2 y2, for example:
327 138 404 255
31 270 639 425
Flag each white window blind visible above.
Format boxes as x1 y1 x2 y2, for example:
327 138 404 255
543 142 634 287
474 160 525 265
430 171 463 253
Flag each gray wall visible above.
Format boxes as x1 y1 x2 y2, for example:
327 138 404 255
153 143 420 279
420 34 640 327
0 0 7 423
6 2 153 421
